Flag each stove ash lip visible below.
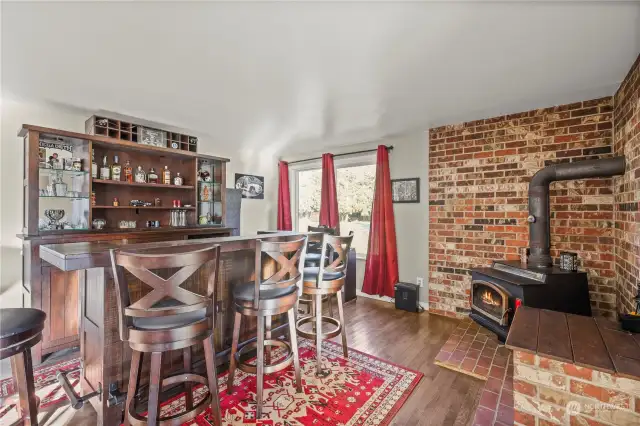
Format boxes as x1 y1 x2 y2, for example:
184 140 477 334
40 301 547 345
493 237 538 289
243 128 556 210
527 156 626 269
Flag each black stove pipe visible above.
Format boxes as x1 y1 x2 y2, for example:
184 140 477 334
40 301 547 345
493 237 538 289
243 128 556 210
527 156 626 268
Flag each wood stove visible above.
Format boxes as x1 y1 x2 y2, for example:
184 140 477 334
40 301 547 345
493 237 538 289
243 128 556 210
471 281 509 326
470 157 626 341
470 261 592 341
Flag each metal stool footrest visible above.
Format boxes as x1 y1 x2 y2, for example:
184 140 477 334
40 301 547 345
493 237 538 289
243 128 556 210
236 339 294 375
298 294 330 306
296 315 342 340
127 372 211 426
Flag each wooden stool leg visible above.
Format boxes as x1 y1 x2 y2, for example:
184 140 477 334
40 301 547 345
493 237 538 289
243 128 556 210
315 293 323 375
146 352 163 425
256 315 265 419
11 349 38 426
203 335 222 426
337 289 348 358
328 294 334 318
265 315 272 366
311 297 317 333
227 311 241 393
183 347 193 410
287 308 302 392
124 350 142 426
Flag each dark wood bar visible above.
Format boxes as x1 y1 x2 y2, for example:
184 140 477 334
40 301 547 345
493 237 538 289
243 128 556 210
39 231 306 426
18 124 232 365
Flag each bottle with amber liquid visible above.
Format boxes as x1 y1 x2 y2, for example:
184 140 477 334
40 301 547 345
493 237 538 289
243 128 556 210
124 160 133 183
148 167 159 184
162 165 171 185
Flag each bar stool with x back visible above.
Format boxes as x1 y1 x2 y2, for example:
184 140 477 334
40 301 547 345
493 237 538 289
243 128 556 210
109 244 223 426
296 233 353 376
299 225 337 318
227 236 307 419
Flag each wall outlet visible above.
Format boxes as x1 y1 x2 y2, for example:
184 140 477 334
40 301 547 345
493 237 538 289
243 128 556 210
417 277 424 287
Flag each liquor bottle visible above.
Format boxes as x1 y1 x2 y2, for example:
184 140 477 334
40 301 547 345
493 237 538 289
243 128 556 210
148 167 159 184
91 151 98 179
124 160 133 183
134 166 146 183
111 155 122 181
162 165 171 185
174 172 183 186
100 156 110 180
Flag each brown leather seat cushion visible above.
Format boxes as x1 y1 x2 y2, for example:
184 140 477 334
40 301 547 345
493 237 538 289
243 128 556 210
0 308 46 340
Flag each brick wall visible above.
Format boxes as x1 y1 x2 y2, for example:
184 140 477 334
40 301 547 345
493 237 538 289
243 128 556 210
428 99 616 318
613 54 640 314
512 350 640 425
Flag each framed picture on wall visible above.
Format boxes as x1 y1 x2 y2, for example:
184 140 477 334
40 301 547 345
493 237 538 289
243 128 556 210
235 173 265 199
391 178 420 203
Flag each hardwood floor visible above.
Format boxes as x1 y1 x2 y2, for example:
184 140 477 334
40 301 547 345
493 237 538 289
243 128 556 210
56 297 484 425
342 297 484 426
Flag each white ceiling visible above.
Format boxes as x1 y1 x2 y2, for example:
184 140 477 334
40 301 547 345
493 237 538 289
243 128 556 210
2 1 639 156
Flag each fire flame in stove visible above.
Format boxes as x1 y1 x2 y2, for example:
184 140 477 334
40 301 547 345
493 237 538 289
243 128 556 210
481 290 501 307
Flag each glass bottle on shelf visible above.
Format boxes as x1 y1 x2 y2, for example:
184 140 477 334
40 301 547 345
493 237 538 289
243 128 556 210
148 167 158 184
91 151 98 179
111 155 122 181
100 155 110 180
134 166 146 183
124 160 133 183
162 165 171 185
174 172 183 186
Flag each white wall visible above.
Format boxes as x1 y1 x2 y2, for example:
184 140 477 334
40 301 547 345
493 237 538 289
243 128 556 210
283 131 430 303
0 97 277 307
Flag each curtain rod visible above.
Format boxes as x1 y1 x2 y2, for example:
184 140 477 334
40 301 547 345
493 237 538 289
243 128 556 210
286 145 393 165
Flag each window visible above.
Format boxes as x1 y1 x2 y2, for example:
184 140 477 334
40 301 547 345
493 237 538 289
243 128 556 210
293 156 375 257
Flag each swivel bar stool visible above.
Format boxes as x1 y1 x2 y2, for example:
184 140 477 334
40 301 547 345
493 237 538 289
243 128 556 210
110 244 222 426
296 233 353 376
300 226 337 318
0 308 46 426
227 236 307 419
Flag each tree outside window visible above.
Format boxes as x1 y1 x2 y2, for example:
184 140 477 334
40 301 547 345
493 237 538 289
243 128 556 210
297 164 375 256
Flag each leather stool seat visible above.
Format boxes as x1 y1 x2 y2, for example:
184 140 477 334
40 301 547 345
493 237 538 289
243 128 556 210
304 252 339 267
0 309 46 342
131 299 207 330
233 282 297 302
0 308 46 426
303 267 344 282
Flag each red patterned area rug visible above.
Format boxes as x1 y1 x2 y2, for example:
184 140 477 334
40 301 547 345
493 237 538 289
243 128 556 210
0 339 422 426
0 358 81 424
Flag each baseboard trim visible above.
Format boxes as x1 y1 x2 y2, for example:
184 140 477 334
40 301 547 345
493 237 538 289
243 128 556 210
356 290 429 311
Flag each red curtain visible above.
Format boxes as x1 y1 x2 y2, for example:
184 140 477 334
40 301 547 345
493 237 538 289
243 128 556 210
362 146 399 298
319 153 340 233
277 161 292 230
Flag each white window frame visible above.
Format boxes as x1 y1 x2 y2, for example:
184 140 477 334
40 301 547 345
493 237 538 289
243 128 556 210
289 152 376 259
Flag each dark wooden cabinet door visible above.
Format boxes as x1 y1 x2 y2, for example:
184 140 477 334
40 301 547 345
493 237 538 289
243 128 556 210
41 266 80 353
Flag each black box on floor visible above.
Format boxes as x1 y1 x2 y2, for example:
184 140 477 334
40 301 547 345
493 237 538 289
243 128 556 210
394 282 420 312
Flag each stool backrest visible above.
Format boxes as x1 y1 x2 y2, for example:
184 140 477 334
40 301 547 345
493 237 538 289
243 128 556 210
307 225 337 235
307 225 336 253
254 236 308 308
109 244 221 342
316 232 354 283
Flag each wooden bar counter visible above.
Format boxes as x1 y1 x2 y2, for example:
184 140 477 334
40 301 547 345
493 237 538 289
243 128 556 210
39 231 306 426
